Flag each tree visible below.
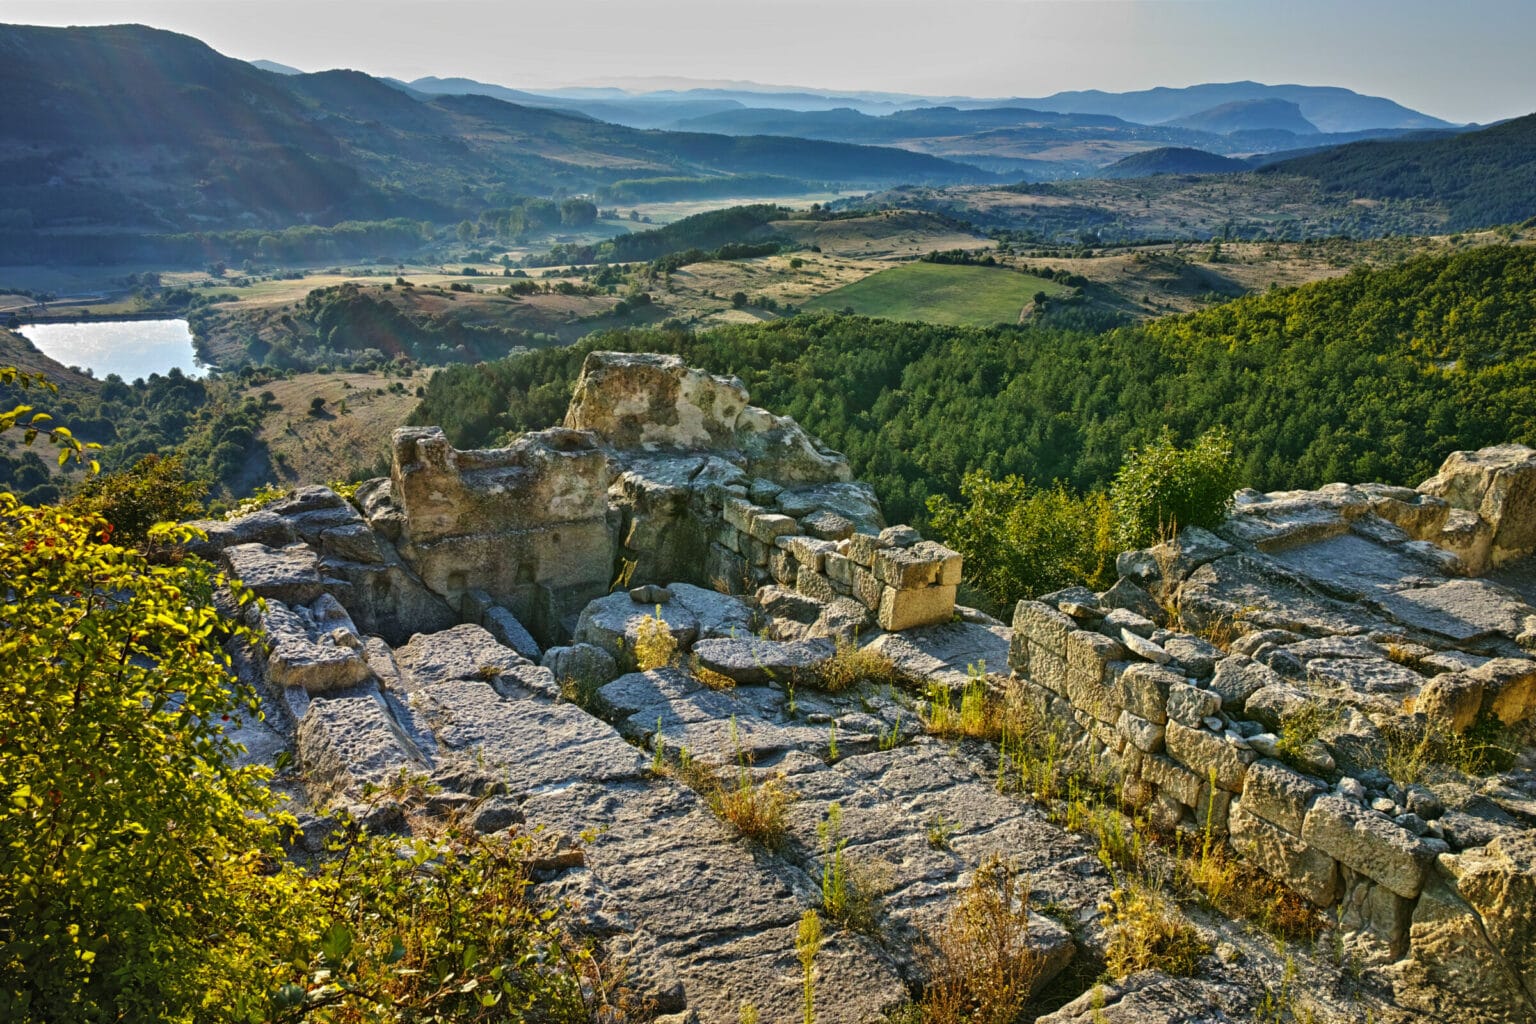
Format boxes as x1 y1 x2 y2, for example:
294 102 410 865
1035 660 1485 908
731 291 749 308
456 219 475 243
559 198 598 227
1109 427 1240 548
63 453 207 550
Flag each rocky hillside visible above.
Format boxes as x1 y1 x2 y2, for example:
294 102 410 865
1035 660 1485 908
193 351 1536 1022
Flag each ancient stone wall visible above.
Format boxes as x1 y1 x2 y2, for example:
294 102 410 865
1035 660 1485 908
1004 445 1536 1021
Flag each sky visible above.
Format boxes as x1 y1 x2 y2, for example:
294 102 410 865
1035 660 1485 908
5 0 1533 124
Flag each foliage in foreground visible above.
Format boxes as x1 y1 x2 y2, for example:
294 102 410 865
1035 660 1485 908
0 494 283 1021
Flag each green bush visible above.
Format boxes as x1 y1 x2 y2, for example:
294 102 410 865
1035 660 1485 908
1109 427 1240 549
63 453 207 549
0 496 284 1022
927 469 1116 610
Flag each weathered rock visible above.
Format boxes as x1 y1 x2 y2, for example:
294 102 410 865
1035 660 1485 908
297 690 426 801
1302 795 1435 898
1229 798 1340 907
867 621 1009 687
1165 720 1257 792
540 643 621 689
690 636 834 685
1419 444 1536 568
224 542 324 605
258 595 374 693
1241 759 1326 835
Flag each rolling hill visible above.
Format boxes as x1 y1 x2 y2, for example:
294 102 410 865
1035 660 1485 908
1264 113 1536 228
1164 99 1319 135
0 23 996 261
1099 148 1251 178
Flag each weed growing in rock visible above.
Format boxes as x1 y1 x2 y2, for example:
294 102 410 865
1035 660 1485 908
1381 712 1520 781
739 1003 760 1024
633 606 677 671
1274 703 1344 770
1101 881 1209 979
696 724 795 850
797 910 822 1024
918 853 1044 1024
689 655 738 692
816 636 903 692
926 663 1024 742
818 803 888 933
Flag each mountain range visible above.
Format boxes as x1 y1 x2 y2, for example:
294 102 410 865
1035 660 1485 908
0 23 995 242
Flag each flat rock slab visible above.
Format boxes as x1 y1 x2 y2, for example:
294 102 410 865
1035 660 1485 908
1369 579 1535 645
393 623 533 688
223 542 325 605
597 669 846 764
297 692 426 800
407 678 648 793
1268 532 1441 602
866 620 1011 686
690 636 834 684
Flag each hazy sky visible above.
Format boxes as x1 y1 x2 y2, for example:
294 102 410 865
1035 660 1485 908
7 0 1533 124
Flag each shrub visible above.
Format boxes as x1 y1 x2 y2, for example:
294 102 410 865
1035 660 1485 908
918 854 1043 1024
632 607 678 671
1109 427 1240 549
814 636 903 692
0 498 283 1021
928 470 1116 610
1102 882 1209 979
63 453 206 549
708 764 794 851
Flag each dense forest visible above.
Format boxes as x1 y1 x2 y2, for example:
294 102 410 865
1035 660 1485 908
413 244 1536 525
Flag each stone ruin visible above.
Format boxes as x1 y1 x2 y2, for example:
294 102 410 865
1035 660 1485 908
1012 453 1536 1022
194 352 1536 1023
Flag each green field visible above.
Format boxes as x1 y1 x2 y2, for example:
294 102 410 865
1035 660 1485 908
801 261 1075 326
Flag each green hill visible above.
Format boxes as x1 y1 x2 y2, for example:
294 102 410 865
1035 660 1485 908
412 244 1536 525
1264 114 1536 229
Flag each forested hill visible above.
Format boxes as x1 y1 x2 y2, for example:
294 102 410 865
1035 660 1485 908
1263 113 1536 229
412 244 1536 525
0 23 994 242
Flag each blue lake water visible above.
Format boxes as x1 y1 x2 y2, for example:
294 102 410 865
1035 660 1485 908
16 319 205 381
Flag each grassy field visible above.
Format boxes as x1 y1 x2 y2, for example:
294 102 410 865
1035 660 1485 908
802 261 1075 326
237 370 427 490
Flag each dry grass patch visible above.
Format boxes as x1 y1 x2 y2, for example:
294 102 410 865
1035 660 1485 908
815 636 904 692
918 854 1045 1024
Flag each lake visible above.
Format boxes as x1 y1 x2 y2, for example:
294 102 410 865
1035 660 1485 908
15 319 206 381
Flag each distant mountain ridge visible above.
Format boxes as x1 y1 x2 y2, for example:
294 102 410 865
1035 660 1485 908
1163 99 1319 135
0 22 996 252
1099 147 1251 178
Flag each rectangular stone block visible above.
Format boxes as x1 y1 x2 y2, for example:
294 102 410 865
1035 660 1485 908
1164 720 1257 792
1027 643 1068 696
1241 759 1325 835
714 524 741 554
1229 799 1339 908
785 535 835 571
846 532 887 567
769 547 797 586
1117 709 1166 754
1013 600 1076 657
872 545 943 588
1302 795 1434 899
796 566 839 604
1142 754 1203 806
1114 662 1181 725
749 512 801 545
852 564 883 611
721 497 757 533
877 584 956 631
801 509 855 541
1064 630 1126 724
825 551 853 586
743 536 771 568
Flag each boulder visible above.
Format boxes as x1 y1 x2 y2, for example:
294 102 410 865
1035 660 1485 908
1419 444 1536 567
1301 795 1435 898
258 595 374 694
223 542 324 605
565 350 749 449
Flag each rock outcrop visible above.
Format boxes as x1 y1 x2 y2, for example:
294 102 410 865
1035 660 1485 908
201 360 1536 1024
